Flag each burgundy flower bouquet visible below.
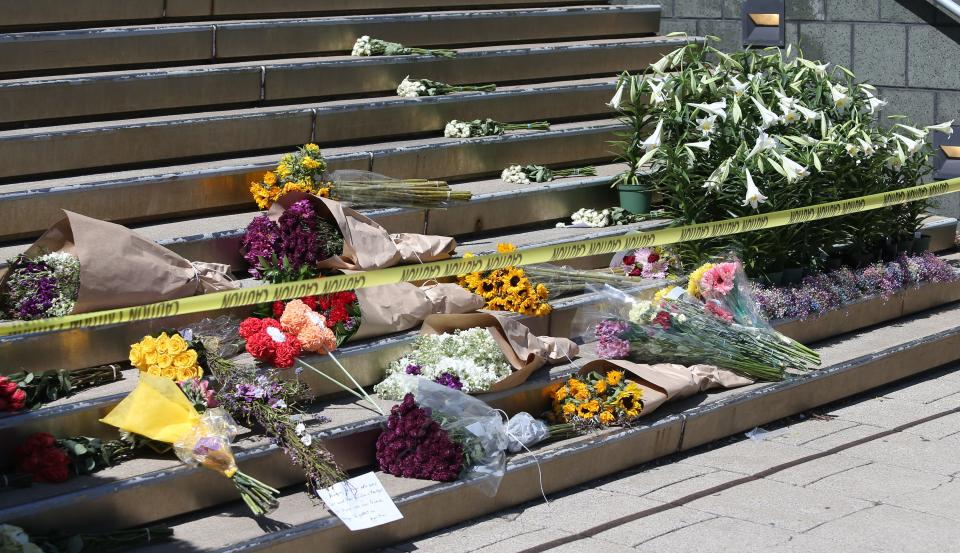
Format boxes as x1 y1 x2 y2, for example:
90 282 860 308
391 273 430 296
376 393 466 482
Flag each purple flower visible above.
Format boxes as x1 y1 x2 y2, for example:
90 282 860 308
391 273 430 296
375 394 464 482
595 319 628 341
597 336 630 359
404 364 422 375
433 372 463 391
241 215 281 278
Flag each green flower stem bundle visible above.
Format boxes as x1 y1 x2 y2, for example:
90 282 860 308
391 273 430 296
1 365 123 412
352 36 456 58
1 523 174 553
610 37 954 275
397 77 496 98
444 119 550 138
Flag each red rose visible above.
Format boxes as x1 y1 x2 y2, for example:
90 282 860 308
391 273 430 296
40 446 69 469
622 255 636 266
302 296 318 310
245 333 275 361
36 449 70 483
239 317 264 339
328 304 349 325
629 267 642 277
24 432 56 451
647 252 660 263
653 311 672 330
271 301 285 319
0 377 17 394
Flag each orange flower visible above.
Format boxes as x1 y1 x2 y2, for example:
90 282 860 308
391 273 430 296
299 323 337 354
279 299 315 334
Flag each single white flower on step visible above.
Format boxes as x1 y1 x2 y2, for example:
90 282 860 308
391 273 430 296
295 422 306 435
746 128 778 159
608 81 625 109
926 120 955 136
688 98 728 120
696 114 718 136
641 119 664 151
742 169 767 210
728 75 749 98
751 96 782 129
781 155 810 182
830 82 851 111
300 432 313 446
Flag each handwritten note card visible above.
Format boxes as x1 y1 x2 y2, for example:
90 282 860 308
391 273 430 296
318 472 403 531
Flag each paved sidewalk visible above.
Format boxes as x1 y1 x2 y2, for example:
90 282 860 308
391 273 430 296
384 362 960 553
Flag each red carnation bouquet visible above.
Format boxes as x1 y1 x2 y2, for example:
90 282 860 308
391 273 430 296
256 291 362 347
238 317 303 369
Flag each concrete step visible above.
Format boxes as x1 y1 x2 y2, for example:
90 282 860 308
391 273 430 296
0 77 616 181
0 5 660 76
0 119 624 240
0 37 690 126
0 0 600 31
6 295 955 549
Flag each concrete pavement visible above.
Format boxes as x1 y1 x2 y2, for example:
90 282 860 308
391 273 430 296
383 362 960 553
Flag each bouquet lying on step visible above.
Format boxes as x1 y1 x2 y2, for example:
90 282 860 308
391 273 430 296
1 523 173 553
249 143 470 210
397 77 496 97
586 257 821 381
1 365 123 413
501 164 597 184
444 119 550 138
352 36 456 58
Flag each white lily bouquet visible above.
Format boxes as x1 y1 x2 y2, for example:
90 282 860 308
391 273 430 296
397 76 497 98
501 164 598 185
610 37 953 275
444 119 550 138
351 35 456 58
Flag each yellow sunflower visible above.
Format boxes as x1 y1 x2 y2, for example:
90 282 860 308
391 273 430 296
606 370 624 387
497 243 517 253
577 399 600 418
593 379 608 394
562 402 577 416
599 411 616 425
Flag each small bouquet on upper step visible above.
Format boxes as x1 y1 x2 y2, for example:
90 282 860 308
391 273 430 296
397 76 496 98
443 119 550 138
351 35 456 58
1 523 173 553
249 143 471 210
375 376 509 495
374 312 578 400
0 212 236 322
101 373 281 516
500 164 598 185
457 243 553 317
6 431 151 486
0 365 123 413
581 256 821 381
242 191 457 279
550 359 752 430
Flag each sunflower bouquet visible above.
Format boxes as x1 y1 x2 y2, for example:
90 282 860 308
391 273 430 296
457 243 551 317
249 143 470 210
551 369 644 430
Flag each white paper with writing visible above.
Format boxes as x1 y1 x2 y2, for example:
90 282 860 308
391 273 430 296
318 472 403 531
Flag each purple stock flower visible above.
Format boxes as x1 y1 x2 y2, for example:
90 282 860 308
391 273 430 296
241 215 281 278
433 372 464 391
595 319 628 341
404 364 422 375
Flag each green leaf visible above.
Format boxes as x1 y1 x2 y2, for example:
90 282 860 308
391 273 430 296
767 156 787 178
813 152 822 172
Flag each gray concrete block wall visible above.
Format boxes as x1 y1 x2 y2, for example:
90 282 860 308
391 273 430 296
612 0 960 218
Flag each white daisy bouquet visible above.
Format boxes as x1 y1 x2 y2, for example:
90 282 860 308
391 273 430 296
443 119 550 138
351 36 456 58
374 328 513 399
501 164 598 185
397 76 496 98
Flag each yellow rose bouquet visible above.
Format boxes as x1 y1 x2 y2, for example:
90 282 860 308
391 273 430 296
249 143 470 210
551 369 644 430
129 332 202 382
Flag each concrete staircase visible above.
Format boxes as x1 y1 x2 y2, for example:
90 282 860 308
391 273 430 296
1 2 959 551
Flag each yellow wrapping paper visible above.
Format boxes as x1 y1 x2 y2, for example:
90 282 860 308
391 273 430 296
100 373 201 444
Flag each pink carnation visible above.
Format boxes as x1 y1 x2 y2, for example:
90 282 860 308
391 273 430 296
700 262 738 297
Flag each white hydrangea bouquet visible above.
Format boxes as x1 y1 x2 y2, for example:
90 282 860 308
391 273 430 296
555 207 648 228
611 36 954 275
351 35 456 58
501 164 598 185
374 328 512 399
444 119 550 138
397 76 496 98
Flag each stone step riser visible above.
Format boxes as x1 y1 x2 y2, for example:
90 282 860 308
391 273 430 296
0 38 688 126
2 1 599 30
0 6 659 76
0 121 623 241
0 80 615 180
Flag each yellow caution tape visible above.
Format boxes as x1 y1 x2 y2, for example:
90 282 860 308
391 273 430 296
2 177 958 337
